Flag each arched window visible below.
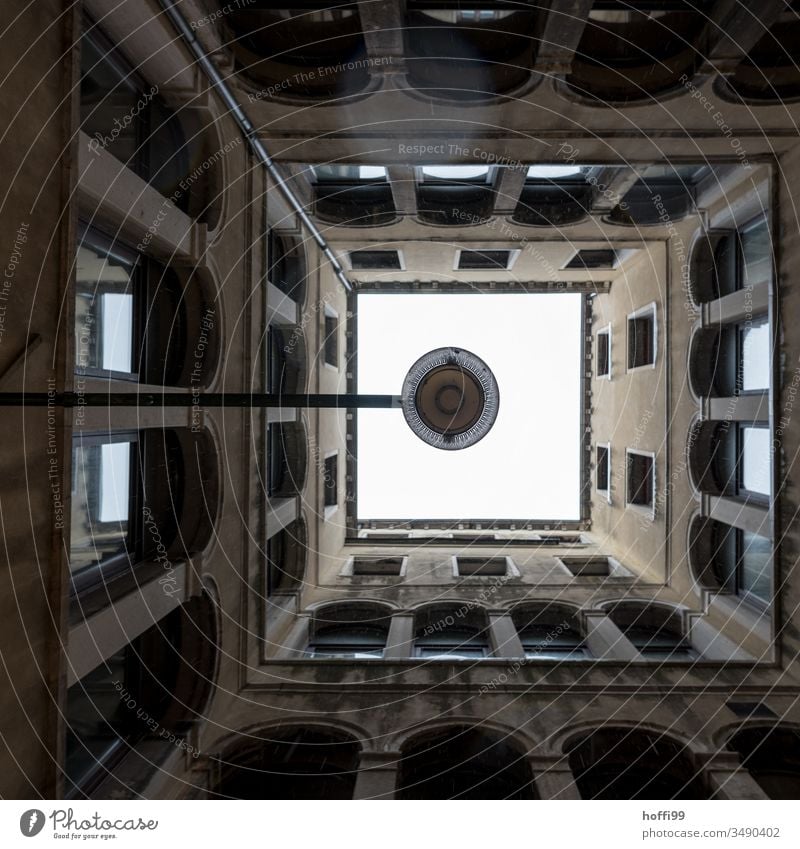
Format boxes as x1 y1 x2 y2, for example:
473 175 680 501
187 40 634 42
417 167 494 226
267 230 307 304
266 519 307 597
413 605 489 659
511 604 589 660
513 169 594 227
566 728 709 799
69 428 214 600
267 325 306 395
689 515 772 606
65 589 219 797
75 227 217 387
717 6 800 103
215 727 361 800
397 725 537 799
606 603 696 660
80 20 218 221
689 216 772 305
405 8 536 100
266 422 307 498
225 9 369 99
566 5 710 103
727 727 800 799
305 604 390 659
311 170 396 228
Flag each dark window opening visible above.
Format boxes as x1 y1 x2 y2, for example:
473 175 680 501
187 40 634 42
597 330 610 377
565 249 616 269
324 313 338 367
349 250 401 270
627 311 655 369
596 446 610 494
457 250 511 270
627 452 654 508
324 454 338 509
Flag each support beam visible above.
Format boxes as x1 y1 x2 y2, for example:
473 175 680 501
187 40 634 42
583 611 641 660
387 166 418 216
705 393 769 423
703 494 771 537
492 166 528 216
530 756 582 800
0 393 402 409
358 0 406 62
488 612 525 658
534 1 595 74
352 751 401 799
591 165 651 214
384 613 415 659
701 0 786 74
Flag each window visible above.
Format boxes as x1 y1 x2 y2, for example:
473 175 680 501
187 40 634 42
420 165 489 182
596 326 611 377
559 555 613 577
626 450 655 511
324 454 338 510
312 165 387 182
713 525 771 605
740 215 772 288
518 623 589 660
306 625 387 659
454 556 510 577
740 425 770 498
349 250 402 270
627 304 656 369
351 556 405 576
740 318 771 392
565 249 617 269
267 424 288 498
596 444 610 498
625 627 696 661
414 626 489 659
75 227 191 385
324 309 338 368
70 430 184 597
456 249 514 270
80 22 190 208
70 434 137 587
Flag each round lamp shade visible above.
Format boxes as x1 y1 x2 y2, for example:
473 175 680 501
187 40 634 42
401 347 500 450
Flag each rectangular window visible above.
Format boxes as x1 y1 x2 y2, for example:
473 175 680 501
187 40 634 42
324 454 338 509
738 530 771 604
559 556 612 577
739 318 770 392
324 311 338 368
454 557 510 576
349 250 402 270
456 249 513 270
627 305 656 369
351 556 405 576
740 215 772 287
267 424 288 497
596 327 611 377
75 236 138 378
596 444 610 496
739 425 770 498
626 450 655 510
70 434 137 588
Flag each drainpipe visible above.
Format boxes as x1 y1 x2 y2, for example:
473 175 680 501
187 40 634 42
157 0 353 293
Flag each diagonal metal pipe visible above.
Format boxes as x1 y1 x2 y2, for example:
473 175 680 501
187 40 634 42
157 0 352 292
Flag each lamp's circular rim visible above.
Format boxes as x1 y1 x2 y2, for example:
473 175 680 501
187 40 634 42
401 347 500 450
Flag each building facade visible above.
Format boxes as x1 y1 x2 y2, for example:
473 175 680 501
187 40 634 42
1 0 800 800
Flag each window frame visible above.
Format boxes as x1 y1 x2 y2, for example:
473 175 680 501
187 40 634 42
323 304 339 369
596 443 611 502
324 451 339 518
625 448 656 516
626 302 657 372
596 323 611 379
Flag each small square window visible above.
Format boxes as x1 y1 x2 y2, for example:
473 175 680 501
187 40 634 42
626 450 655 510
565 249 617 269
324 312 338 367
627 305 656 369
324 454 338 509
349 250 402 270
596 326 611 377
596 444 610 496
456 249 512 270
559 555 612 577
351 556 405 576
455 556 511 576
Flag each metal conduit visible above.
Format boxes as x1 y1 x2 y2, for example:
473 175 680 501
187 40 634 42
158 0 353 292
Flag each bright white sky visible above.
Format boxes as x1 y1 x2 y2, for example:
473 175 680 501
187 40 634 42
357 293 582 520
